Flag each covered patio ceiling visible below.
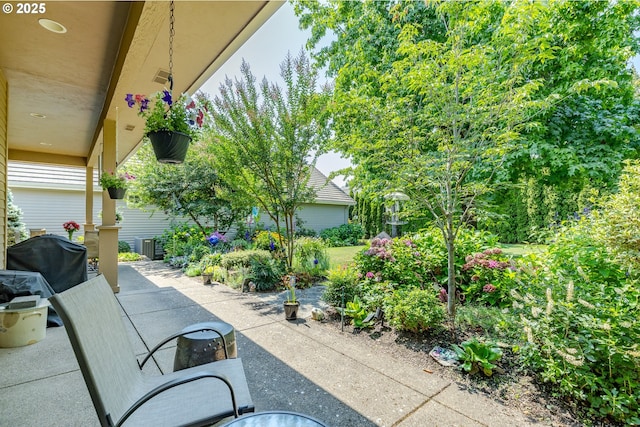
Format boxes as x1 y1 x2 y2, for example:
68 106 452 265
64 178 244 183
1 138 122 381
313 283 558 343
0 1 283 169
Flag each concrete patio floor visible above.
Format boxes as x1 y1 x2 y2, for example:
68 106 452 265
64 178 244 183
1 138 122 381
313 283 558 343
1 261 545 426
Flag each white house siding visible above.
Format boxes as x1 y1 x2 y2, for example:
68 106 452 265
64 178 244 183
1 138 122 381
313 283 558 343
9 187 175 250
298 203 350 232
258 203 351 234
8 162 355 249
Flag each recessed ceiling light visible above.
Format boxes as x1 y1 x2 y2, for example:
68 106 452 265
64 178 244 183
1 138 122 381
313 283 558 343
39 18 67 34
30 112 46 119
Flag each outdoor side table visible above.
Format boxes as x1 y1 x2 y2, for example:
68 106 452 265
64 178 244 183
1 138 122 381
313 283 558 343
173 321 237 371
220 411 328 427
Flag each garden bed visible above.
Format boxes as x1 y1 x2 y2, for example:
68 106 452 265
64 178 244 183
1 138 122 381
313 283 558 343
318 308 589 427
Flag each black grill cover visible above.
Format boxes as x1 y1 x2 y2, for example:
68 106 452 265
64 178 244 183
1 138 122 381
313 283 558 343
7 234 88 293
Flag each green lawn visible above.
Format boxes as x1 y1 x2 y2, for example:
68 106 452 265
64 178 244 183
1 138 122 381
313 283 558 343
326 245 363 269
499 243 547 257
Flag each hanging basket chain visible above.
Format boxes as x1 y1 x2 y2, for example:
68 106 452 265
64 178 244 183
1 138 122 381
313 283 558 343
168 0 175 92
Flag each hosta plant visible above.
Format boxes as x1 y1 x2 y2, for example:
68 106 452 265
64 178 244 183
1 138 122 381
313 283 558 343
451 338 503 377
343 296 374 329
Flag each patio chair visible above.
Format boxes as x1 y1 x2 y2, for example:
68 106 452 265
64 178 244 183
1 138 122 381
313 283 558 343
49 274 254 427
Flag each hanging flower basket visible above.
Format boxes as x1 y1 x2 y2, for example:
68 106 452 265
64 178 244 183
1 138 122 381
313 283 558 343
107 187 127 200
147 130 192 164
126 91 209 165
100 171 134 199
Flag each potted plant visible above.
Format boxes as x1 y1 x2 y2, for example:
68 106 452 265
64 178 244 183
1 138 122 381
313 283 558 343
62 220 80 241
283 274 299 320
125 90 209 164
99 170 134 199
202 266 214 285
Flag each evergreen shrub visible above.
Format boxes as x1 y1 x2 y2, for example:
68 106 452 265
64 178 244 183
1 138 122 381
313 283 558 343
220 249 272 270
323 265 360 307
118 241 131 253
319 223 364 247
384 288 445 333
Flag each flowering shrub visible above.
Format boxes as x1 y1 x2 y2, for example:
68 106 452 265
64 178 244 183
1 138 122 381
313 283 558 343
459 248 516 306
156 223 215 263
99 170 134 189
207 231 227 247
63 220 80 240
516 219 640 424
125 91 210 140
354 227 499 291
253 230 285 251
354 237 394 276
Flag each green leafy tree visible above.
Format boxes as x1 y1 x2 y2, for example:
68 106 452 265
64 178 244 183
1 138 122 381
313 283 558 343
297 0 547 319
205 50 332 269
491 0 640 242
127 141 247 238
596 159 640 270
295 0 640 245
507 0 640 188
294 0 640 317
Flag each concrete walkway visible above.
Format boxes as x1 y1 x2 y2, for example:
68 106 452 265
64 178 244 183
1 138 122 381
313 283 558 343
0 261 544 426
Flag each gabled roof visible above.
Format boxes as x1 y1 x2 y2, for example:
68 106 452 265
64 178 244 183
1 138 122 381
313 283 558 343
309 167 354 206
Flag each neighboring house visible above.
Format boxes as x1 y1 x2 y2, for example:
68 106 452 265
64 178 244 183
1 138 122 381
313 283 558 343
258 167 355 233
8 162 354 249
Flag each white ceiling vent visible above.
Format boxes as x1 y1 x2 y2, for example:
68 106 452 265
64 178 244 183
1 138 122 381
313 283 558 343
153 69 170 85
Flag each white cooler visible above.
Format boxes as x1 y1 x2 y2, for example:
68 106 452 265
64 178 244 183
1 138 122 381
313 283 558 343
0 298 50 347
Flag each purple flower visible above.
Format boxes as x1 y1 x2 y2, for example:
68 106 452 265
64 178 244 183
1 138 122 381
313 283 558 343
244 231 251 241
487 260 500 269
162 90 173 106
365 272 375 279
483 284 496 293
313 258 319 265
139 97 149 112
207 231 227 246
438 288 448 303
269 241 275 251
125 93 135 107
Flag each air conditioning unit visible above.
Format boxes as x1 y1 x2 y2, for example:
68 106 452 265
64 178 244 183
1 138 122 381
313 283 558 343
141 238 163 260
